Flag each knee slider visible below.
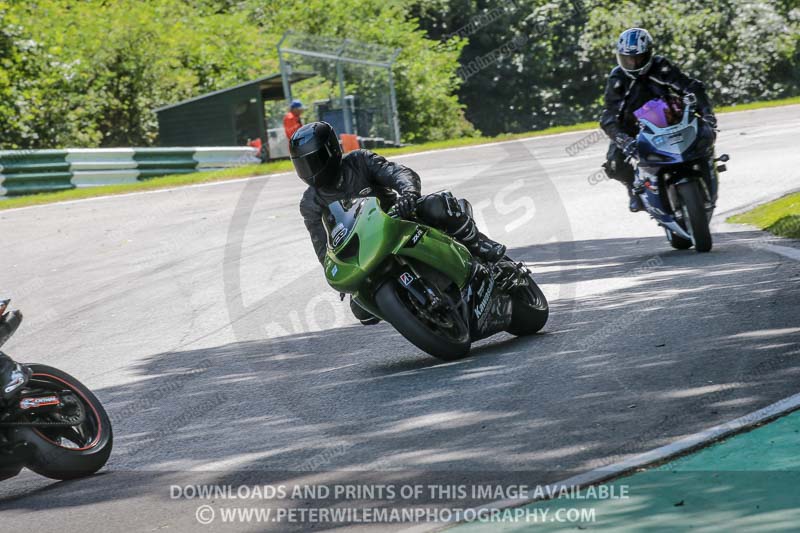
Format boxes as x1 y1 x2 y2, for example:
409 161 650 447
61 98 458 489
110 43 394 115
420 190 464 222
458 198 473 218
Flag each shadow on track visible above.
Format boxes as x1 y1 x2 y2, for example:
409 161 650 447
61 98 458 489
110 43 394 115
2 231 798 521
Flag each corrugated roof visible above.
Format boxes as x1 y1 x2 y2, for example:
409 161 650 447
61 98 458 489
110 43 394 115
154 72 316 113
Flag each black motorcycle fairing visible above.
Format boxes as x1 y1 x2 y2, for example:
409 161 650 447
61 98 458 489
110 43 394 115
463 261 512 341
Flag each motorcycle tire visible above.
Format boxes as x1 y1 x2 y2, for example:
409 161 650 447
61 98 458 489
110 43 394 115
375 281 470 360
11 364 112 480
506 276 549 336
677 181 713 252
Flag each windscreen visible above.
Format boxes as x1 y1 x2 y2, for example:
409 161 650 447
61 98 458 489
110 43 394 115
635 97 684 129
634 99 670 128
323 198 366 249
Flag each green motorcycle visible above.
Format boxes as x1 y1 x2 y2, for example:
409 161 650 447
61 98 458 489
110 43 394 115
322 196 549 360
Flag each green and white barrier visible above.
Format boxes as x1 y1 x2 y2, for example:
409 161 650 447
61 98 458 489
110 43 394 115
67 148 138 187
0 150 73 197
0 147 259 197
194 147 262 169
134 148 198 180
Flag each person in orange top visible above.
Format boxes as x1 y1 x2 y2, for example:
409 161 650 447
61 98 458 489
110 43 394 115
283 99 305 140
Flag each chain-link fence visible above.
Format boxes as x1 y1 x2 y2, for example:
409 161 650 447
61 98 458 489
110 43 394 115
277 32 401 146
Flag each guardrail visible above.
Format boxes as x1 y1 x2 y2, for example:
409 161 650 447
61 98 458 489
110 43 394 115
0 147 259 197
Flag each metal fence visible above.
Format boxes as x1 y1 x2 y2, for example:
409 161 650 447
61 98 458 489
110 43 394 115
277 32 402 146
0 147 259 197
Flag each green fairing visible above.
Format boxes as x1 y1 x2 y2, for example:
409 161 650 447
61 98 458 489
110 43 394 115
323 197 472 313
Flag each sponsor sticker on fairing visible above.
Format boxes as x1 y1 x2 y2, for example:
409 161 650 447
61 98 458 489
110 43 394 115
474 277 495 319
331 224 349 247
405 227 425 247
19 395 60 410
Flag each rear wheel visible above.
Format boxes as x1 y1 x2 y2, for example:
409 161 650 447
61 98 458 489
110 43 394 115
506 276 549 336
677 182 712 252
375 281 470 360
11 364 112 480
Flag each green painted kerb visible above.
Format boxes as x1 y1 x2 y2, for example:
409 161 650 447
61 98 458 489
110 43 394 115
454 409 800 532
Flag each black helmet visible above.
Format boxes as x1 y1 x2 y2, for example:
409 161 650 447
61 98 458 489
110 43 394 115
289 121 342 188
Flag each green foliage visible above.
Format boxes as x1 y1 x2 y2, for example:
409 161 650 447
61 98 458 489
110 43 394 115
0 0 474 148
0 2 51 149
412 0 800 136
241 0 476 142
4 0 275 148
1 0 797 147
580 0 800 105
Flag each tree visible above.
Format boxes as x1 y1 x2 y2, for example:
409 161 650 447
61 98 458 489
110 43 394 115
2 0 476 148
2 0 797 148
0 2 51 149
7 0 278 147
580 0 800 105
411 0 800 136
241 0 476 142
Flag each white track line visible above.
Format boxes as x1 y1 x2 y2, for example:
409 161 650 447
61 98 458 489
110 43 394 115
401 391 800 532
6 104 798 213
0 171 292 213
1 128 581 213
755 243 800 262
715 187 800 221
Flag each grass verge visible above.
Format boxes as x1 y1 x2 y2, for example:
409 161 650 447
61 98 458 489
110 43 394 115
0 122 596 210
2 95 799 211
728 192 800 239
0 161 293 210
716 95 800 114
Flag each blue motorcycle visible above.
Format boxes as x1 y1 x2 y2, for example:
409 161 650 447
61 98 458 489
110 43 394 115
631 94 728 252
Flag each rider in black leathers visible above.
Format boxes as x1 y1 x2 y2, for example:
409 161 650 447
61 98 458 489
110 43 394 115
293 121 506 324
601 28 715 212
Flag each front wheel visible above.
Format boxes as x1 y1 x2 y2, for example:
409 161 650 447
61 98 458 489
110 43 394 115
677 182 712 252
11 364 112 480
375 281 470 360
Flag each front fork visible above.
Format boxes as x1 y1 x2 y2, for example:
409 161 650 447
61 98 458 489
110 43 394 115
393 258 444 310
701 154 726 219
667 154 726 221
353 256 464 325
708 153 729 203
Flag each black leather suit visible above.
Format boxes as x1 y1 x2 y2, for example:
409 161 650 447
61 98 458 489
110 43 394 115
600 55 713 185
299 149 482 264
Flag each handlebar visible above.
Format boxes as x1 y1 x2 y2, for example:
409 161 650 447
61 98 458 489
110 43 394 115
682 92 697 110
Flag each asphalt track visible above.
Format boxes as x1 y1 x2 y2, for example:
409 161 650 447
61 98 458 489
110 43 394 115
1 105 799 531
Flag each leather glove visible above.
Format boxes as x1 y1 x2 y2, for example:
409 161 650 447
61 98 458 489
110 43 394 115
395 192 420 219
702 114 718 130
